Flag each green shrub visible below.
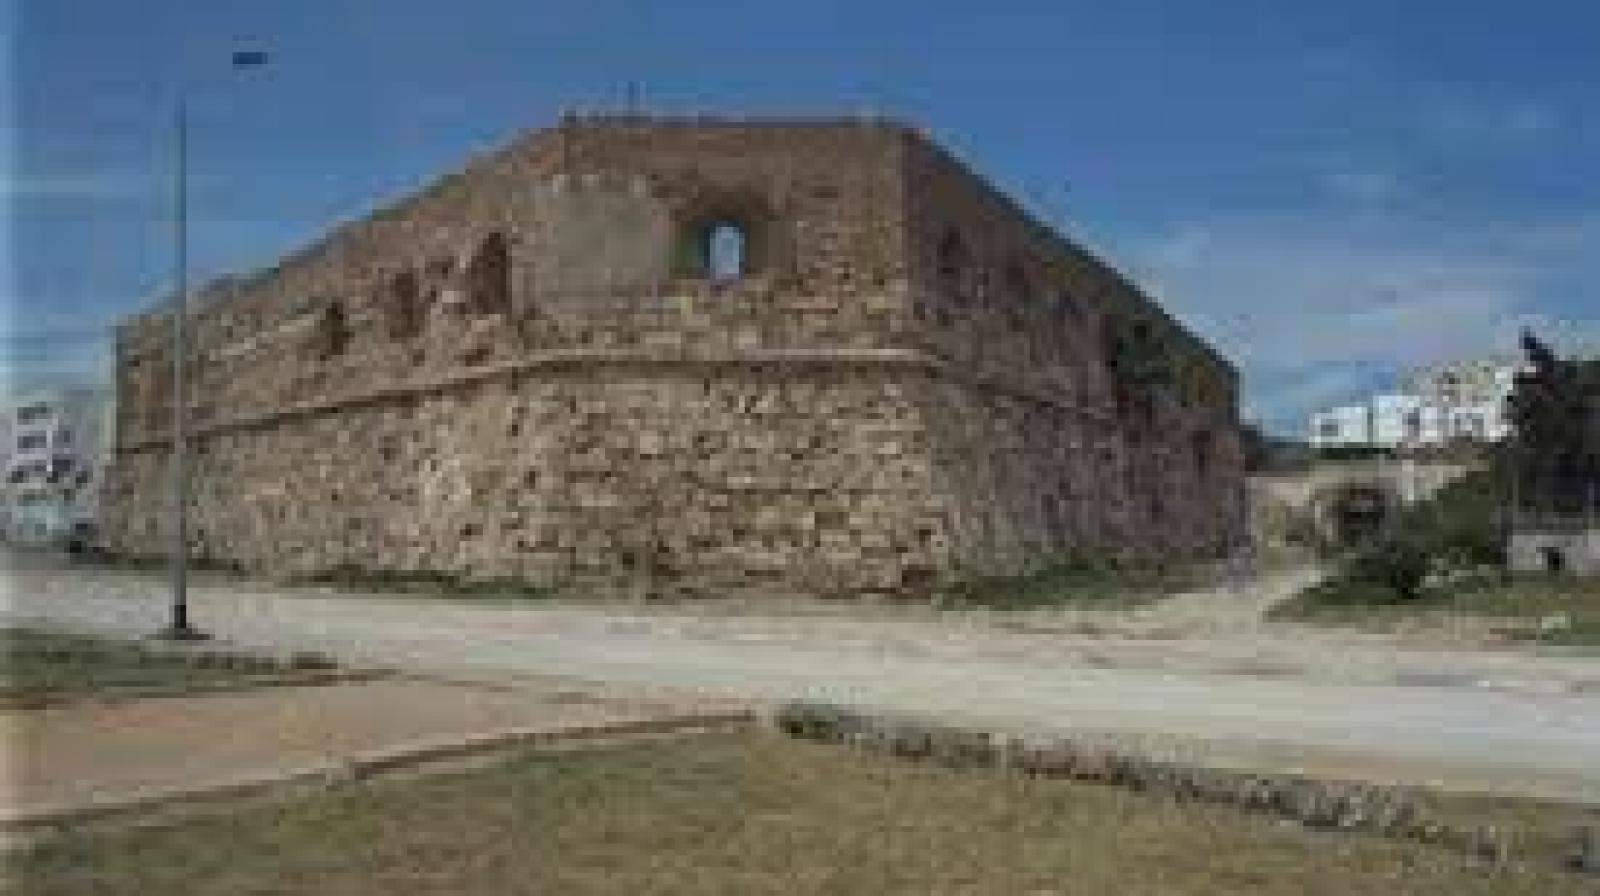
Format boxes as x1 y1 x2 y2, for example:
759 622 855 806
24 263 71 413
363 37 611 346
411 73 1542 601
1399 467 1507 569
1344 536 1432 602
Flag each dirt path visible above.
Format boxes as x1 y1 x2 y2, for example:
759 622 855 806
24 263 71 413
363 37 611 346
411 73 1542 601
6 556 1599 804
1120 563 1326 633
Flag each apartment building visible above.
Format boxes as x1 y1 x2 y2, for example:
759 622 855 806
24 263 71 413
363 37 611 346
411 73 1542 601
1 386 110 543
1308 358 1520 450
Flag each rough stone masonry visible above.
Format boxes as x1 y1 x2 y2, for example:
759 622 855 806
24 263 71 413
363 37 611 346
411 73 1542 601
100 115 1245 599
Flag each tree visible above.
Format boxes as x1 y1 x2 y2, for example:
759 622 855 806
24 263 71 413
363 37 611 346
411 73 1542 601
1506 330 1600 516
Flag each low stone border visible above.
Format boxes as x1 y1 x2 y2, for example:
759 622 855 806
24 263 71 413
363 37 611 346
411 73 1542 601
769 700 1600 876
0 669 389 712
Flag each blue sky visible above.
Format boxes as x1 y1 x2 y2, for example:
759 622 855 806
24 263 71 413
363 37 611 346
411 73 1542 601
5 0 1598 434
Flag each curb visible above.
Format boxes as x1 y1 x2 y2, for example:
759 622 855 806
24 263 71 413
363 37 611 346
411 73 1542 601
768 701 1600 877
0 669 390 712
3 708 755 837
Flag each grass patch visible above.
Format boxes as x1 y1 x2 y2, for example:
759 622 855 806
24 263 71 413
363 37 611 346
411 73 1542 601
294 564 560 602
936 554 1214 611
65 548 247 577
12 730 1590 895
0 627 339 708
1270 572 1600 643
58 552 556 603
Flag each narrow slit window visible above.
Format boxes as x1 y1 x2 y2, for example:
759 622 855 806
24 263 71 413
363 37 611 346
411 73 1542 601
388 269 423 339
467 232 511 313
936 229 968 296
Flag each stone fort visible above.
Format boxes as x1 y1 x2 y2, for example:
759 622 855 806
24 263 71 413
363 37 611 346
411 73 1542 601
101 115 1244 599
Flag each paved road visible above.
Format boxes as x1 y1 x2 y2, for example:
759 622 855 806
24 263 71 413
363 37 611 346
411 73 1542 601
6 558 1599 803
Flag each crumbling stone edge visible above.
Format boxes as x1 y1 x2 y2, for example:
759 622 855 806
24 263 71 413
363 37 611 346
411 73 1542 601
768 700 1600 876
0 669 390 712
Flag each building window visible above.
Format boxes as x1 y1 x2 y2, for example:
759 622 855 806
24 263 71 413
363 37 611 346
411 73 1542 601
466 232 512 313
316 301 351 359
15 403 50 425
674 193 774 283
1403 410 1422 439
9 460 47 481
674 218 751 282
704 222 747 281
386 269 423 339
55 428 72 447
936 229 970 299
16 433 46 453
48 456 74 483
1318 420 1341 438
1002 261 1033 330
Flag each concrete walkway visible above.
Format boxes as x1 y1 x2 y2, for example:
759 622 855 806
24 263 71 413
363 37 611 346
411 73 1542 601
6 559 1599 805
1 676 750 831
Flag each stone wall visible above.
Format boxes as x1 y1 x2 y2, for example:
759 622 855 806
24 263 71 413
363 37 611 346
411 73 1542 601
101 116 1243 597
897 128 1242 571
107 361 945 596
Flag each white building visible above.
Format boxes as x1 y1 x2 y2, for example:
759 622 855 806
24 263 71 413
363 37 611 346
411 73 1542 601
1 386 111 543
1308 358 1521 450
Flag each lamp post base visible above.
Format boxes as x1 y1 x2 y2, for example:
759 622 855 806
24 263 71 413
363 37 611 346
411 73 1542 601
152 624 212 642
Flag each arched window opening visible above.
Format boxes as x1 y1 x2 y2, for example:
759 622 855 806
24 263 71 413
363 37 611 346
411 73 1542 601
1002 261 1033 331
317 301 351 359
936 229 969 297
387 269 423 339
466 232 511 314
703 221 747 281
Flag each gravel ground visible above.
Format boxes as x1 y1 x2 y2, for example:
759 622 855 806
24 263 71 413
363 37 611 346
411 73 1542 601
6 553 1599 804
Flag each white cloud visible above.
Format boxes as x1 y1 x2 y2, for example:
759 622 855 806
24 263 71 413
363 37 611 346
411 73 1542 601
0 171 157 201
1238 365 1374 430
1321 169 1405 205
1123 212 1600 433
1419 97 1561 148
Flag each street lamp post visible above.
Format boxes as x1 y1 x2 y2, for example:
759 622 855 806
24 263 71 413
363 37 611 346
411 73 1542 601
158 97 202 640
157 50 270 641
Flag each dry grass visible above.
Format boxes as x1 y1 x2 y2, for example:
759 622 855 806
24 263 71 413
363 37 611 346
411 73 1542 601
1269 574 1600 644
935 557 1215 611
10 731 1592 895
